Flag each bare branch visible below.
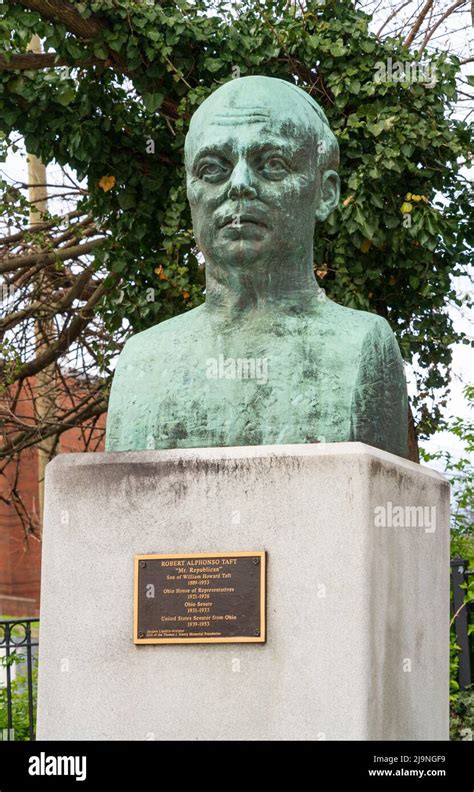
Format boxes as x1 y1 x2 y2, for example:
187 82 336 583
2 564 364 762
403 0 435 47
418 0 468 53
0 393 108 455
0 237 104 274
15 274 119 381
0 209 83 246
376 0 413 37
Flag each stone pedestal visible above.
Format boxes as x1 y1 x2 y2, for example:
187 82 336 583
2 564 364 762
37 442 449 740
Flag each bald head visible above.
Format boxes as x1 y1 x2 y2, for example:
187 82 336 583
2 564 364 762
185 76 339 173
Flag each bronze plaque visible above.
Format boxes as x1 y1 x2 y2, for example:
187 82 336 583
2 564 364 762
134 551 266 644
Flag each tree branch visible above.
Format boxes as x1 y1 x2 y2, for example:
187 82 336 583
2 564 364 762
0 52 112 71
0 393 108 456
0 209 84 246
14 0 105 39
403 0 435 47
376 0 413 38
15 274 118 382
418 0 468 53
4 4 177 115
0 238 104 274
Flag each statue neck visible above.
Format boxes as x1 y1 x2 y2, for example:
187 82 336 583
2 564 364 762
204 251 322 319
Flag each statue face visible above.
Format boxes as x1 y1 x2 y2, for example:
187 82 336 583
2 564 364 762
185 78 339 269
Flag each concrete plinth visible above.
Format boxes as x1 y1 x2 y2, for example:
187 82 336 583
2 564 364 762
37 442 449 740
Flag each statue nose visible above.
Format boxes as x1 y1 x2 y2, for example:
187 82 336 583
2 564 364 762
227 160 257 200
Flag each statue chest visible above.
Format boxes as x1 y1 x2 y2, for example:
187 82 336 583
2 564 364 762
139 335 354 448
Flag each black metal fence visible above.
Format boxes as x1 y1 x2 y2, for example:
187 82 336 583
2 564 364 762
0 618 39 741
451 557 473 690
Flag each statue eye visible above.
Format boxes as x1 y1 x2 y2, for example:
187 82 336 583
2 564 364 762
259 156 290 179
197 160 229 182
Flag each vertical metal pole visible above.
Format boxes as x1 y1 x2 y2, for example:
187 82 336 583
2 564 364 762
5 624 13 741
25 622 35 740
451 557 472 689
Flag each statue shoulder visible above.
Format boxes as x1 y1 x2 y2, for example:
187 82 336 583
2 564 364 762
358 312 403 362
321 299 396 345
119 305 205 362
344 306 408 458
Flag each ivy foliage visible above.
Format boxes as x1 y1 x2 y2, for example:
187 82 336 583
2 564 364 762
0 0 472 434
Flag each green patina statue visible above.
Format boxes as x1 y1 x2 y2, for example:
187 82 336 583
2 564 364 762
106 76 408 457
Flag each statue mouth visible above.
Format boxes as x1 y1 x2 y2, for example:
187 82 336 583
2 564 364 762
219 213 268 229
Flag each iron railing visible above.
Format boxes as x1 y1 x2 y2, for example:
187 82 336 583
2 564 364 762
0 618 39 741
451 557 473 690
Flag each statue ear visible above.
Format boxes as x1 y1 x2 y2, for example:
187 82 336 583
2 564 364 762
315 170 340 222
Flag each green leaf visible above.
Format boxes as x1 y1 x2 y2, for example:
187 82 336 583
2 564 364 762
56 86 75 106
370 193 384 209
118 190 137 211
93 43 109 60
367 121 384 137
331 42 347 57
142 92 164 112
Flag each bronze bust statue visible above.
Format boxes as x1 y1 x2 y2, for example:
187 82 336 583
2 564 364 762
106 76 408 458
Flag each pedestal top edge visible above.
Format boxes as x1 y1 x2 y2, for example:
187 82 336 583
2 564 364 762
45 442 447 482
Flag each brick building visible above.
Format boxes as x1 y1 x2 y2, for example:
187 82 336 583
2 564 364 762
0 376 105 617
